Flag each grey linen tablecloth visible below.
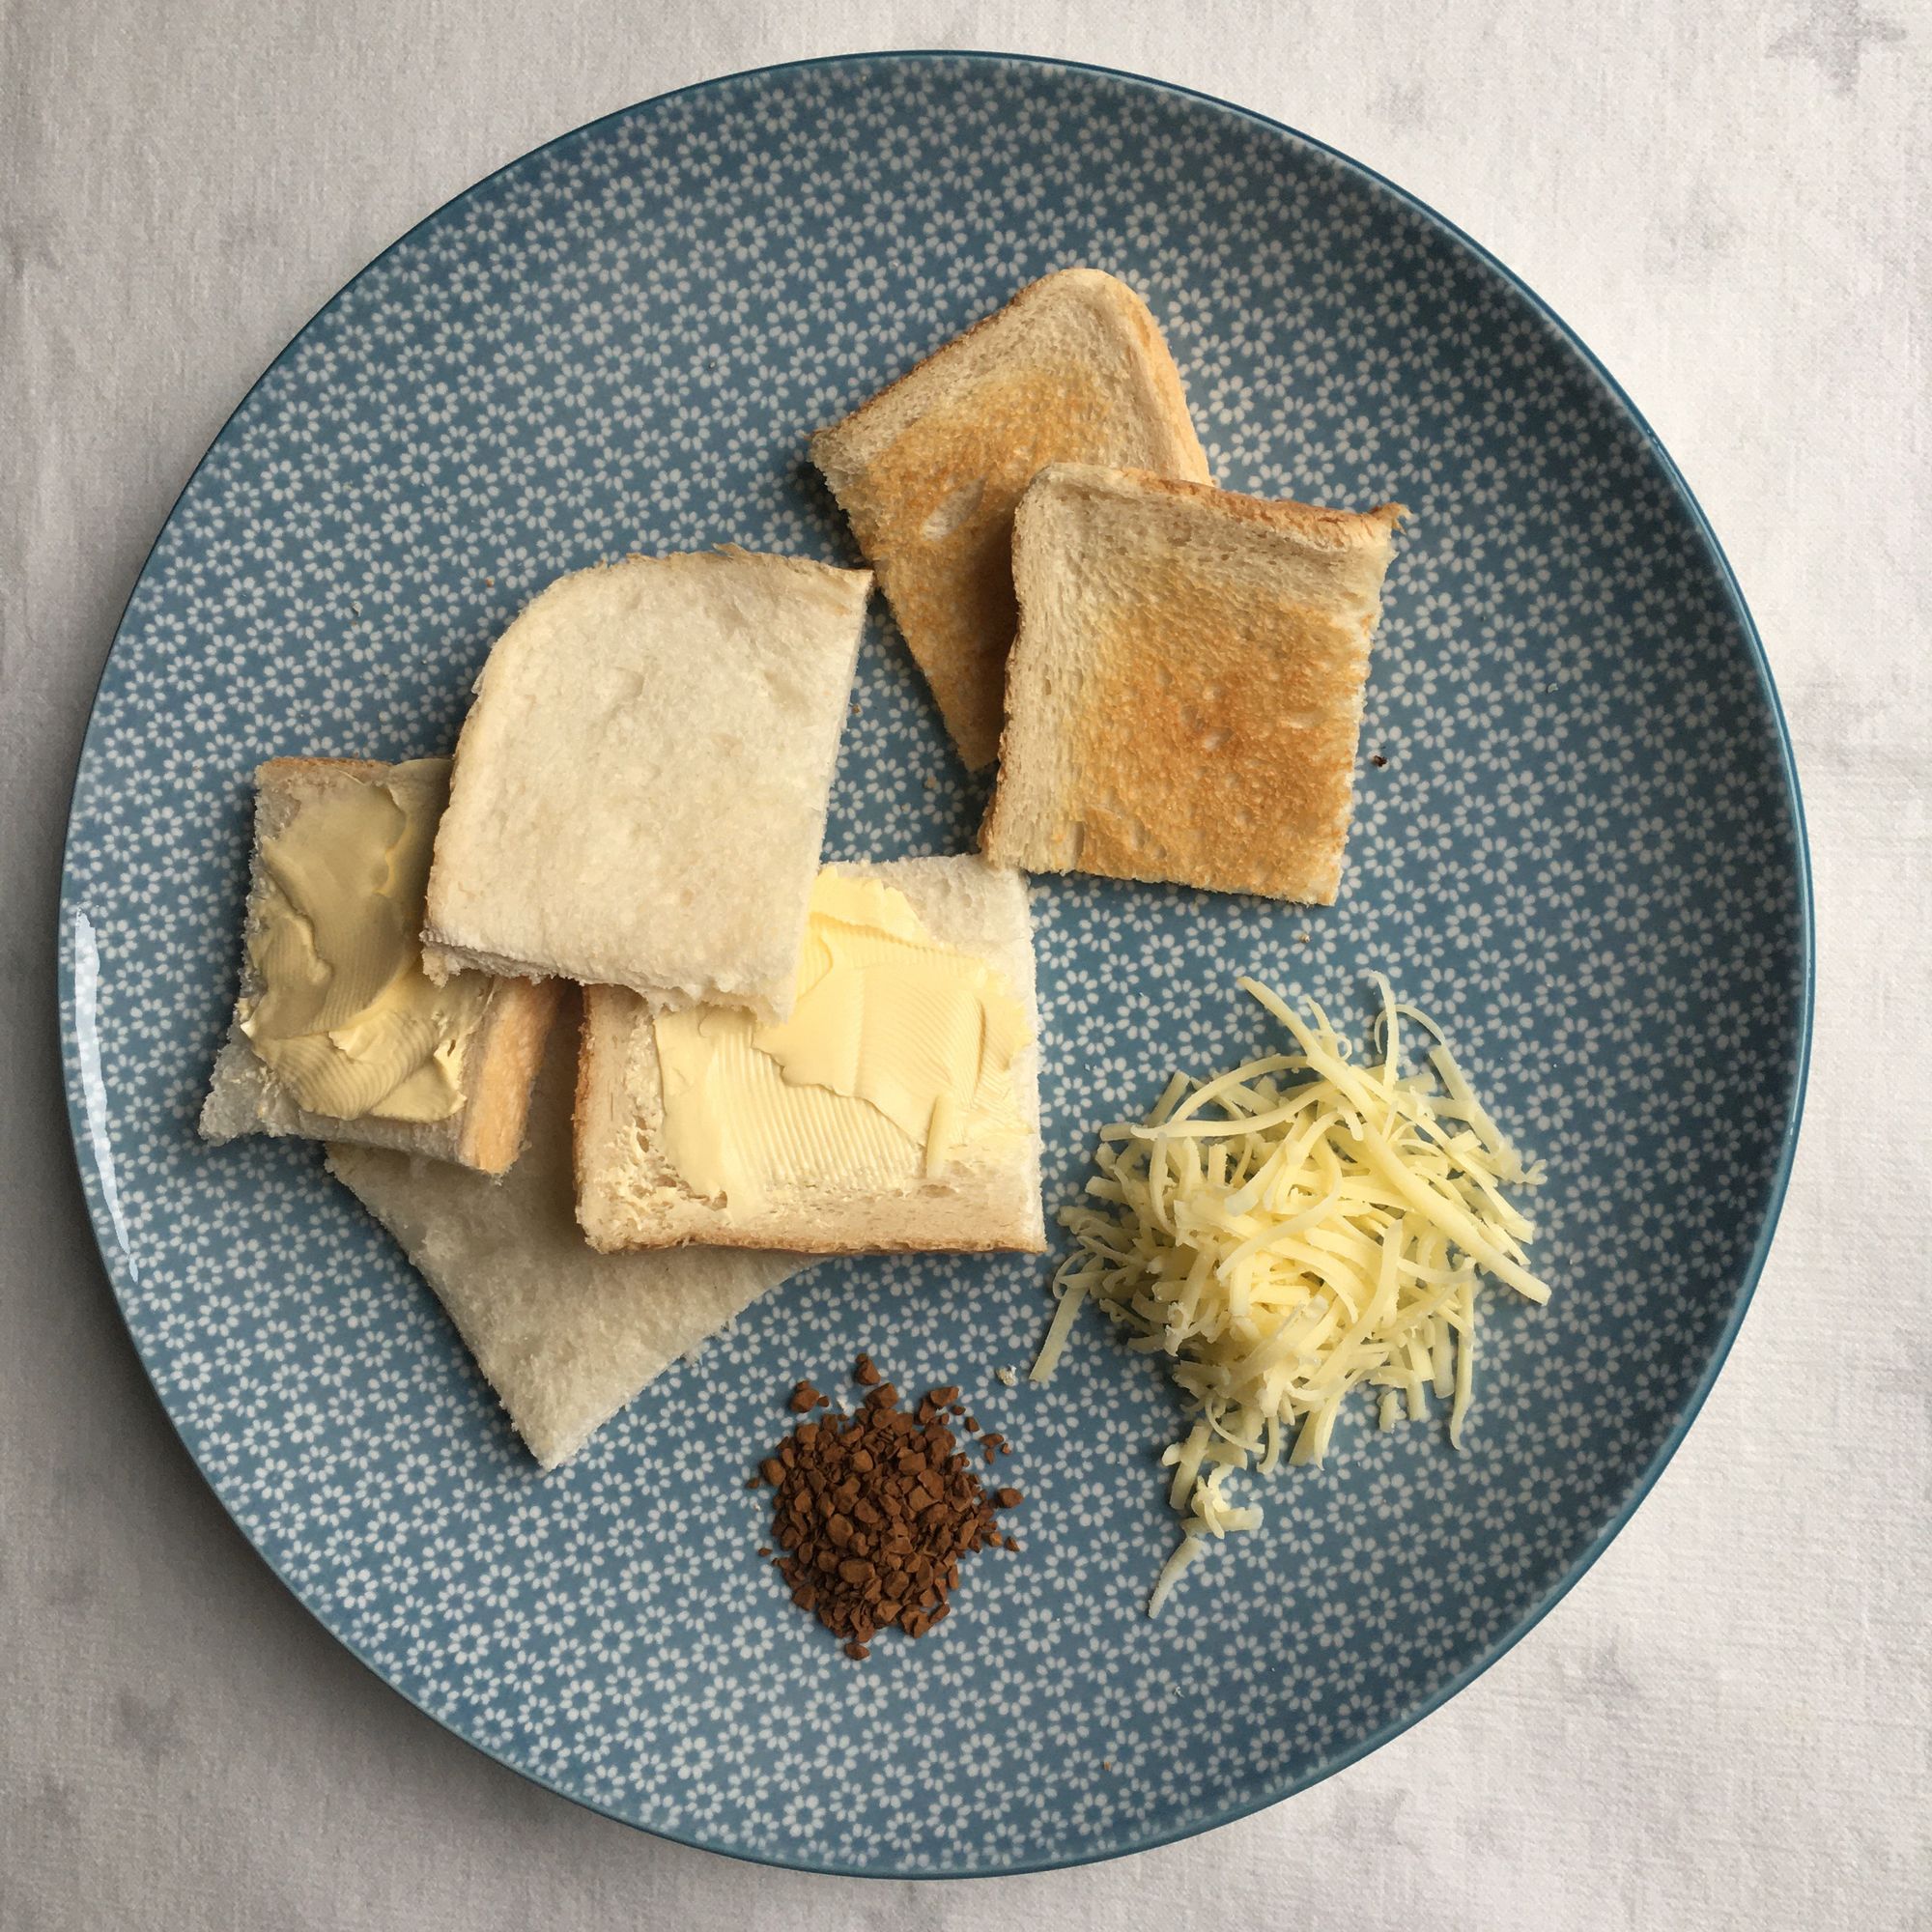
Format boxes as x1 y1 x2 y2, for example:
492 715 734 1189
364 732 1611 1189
3 1 1925 1925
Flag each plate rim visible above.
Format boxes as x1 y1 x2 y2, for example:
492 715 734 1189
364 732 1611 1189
55 46 1816 1879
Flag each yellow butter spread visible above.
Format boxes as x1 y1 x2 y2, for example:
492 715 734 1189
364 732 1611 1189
240 758 490 1122
651 871 1029 1210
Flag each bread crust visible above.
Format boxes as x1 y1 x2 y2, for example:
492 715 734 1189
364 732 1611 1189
814 271 1208 471
810 270 1210 770
256 755 391 783
455 977 563 1173
1099 469 1405 546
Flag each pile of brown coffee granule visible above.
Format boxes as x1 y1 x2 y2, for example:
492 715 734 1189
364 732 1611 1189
753 1355 1021 1660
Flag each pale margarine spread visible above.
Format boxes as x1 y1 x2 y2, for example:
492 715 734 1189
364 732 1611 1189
651 871 1029 1210
240 758 491 1122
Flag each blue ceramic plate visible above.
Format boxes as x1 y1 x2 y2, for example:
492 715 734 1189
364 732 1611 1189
59 53 1810 1875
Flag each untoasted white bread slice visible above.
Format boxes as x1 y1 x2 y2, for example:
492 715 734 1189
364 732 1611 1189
980 466 1405 906
327 997 811 1470
811 270 1210 771
421 549 870 1024
200 757 557 1176
574 856 1045 1256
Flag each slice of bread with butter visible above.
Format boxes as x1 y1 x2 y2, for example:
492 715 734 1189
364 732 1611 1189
200 757 557 1175
573 856 1046 1256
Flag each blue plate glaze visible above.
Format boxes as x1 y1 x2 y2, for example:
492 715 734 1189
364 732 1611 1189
57 53 1810 1875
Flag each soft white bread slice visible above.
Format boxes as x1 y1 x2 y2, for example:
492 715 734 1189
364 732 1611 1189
810 270 1210 771
200 758 557 1176
574 856 1046 1256
327 997 811 1470
421 549 870 1024
980 466 1405 906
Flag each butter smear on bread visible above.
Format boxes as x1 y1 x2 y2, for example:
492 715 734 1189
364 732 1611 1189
241 759 490 1122
653 870 1032 1212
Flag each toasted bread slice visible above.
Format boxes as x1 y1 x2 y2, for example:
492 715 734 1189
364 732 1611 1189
421 549 870 1024
980 466 1405 906
327 997 810 1469
573 856 1045 1256
811 270 1210 770
200 757 557 1175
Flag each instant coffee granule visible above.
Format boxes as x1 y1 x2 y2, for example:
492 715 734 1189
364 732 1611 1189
754 1356 1022 1659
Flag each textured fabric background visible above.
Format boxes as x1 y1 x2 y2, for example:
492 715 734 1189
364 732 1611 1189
2 2 1924 1926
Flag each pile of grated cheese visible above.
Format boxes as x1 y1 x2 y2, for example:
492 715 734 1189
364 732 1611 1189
1032 975 1548 1615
